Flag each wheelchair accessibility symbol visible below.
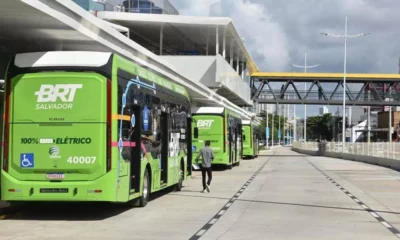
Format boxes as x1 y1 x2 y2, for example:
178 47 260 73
20 153 34 168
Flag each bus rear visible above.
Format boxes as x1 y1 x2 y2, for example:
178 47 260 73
242 124 254 157
192 115 227 166
1 68 114 202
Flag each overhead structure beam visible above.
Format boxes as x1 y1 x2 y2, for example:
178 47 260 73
255 99 400 106
252 76 400 106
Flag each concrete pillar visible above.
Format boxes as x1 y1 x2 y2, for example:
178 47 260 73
230 39 234 67
57 40 64 51
222 27 226 58
367 88 371 143
367 106 371 143
242 62 247 79
389 84 392 143
206 29 209 56
215 26 219 55
236 49 240 73
389 106 392 142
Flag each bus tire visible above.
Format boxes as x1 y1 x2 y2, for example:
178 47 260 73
175 163 184 191
139 169 150 207
227 164 232 170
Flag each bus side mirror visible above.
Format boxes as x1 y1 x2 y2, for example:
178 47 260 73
194 127 199 139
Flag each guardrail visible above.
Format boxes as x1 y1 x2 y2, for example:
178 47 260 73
103 0 179 15
293 142 400 160
292 141 400 171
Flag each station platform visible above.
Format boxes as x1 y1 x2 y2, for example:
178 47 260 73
2 147 400 239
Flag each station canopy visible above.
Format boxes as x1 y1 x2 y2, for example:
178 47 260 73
0 0 253 119
96 12 259 74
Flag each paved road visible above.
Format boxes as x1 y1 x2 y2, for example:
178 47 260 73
2 147 400 239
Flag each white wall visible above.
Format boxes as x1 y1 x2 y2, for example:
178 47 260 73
215 54 251 104
161 56 218 87
161 55 251 105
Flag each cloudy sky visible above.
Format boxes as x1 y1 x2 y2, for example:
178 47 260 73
170 0 400 118
170 0 400 73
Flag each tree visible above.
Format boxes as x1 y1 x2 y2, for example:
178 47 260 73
257 112 287 142
305 113 348 141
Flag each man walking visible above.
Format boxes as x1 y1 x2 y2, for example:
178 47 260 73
195 140 214 193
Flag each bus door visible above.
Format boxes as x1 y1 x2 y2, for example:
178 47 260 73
228 128 233 165
234 128 238 162
130 105 142 192
160 112 168 185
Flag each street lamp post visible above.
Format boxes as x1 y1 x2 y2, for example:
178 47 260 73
272 111 274 146
278 104 281 145
321 16 370 155
266 107 269 147
290 53 321 143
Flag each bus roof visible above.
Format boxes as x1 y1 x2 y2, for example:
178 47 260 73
242 119 261 126
12 51 189 100
192 107 225 114
192 106 243 119
14 51 113 68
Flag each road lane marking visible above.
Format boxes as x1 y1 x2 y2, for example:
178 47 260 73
188 156 272 240
305 157 400 238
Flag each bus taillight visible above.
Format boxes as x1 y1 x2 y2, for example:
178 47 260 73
106 79 112 172
3 79 11 172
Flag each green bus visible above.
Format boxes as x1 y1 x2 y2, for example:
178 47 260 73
191 107 242 169
1 51 194 207
242 120 259 158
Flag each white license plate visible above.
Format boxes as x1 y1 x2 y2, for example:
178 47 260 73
46 173 65 179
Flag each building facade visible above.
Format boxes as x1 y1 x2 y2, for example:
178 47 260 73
73 0 179 15
319 106 328 115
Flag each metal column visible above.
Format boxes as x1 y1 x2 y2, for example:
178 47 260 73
159 25 164 55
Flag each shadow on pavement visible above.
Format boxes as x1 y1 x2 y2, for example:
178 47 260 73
8 202 132 221
170 193 400 216
6 186 183 221
191 164 237 172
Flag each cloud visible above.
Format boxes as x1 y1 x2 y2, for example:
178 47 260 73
170 0 219 16
171 0 290 72
248 0 400 74
171 0 400 118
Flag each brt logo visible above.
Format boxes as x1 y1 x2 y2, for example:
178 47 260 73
35 84 83 102
197 120 214 128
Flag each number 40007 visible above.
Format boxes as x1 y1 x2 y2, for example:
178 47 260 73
67 156 96 164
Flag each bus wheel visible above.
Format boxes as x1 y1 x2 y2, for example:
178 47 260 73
227 164 232 170
237 161 240 166
175 165 184 191
139 169 150 207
